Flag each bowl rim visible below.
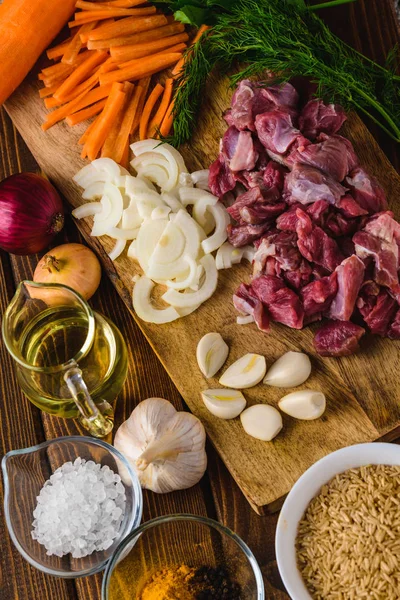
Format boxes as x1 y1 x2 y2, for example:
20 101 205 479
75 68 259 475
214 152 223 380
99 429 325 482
101 513 265 599
1 435 143 578
275 442 400 600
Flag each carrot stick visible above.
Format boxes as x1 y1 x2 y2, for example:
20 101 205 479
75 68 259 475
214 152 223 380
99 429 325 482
110 32 188 62
39 83 61 98
80 18 114 42
70 6 156 25
118 43 187 69
99 52 182 85
113 83 142 162
48 58 114 107
66 98 107 125
79 118 97 144
130 76 150 134
78 0 148 7
120 139 130 168
148 77 173 138
50 82 113 113
87 14 166 41
159 99 174 137
83 82 126 160
172 24 210 78
47 39 73 61
92 0 148 7
42 87 94 131
62 22 97 65
54 50 108 100
40 62 75 79
101 81 134 158
139 82 164 141
89 22 184 49
76 0 152 12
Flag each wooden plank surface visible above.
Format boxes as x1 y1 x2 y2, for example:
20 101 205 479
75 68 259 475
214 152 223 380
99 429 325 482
4 4 400 513
0 0 399 598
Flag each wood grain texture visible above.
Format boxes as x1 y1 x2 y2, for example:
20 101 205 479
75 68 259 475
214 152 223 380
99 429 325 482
4 14 400 512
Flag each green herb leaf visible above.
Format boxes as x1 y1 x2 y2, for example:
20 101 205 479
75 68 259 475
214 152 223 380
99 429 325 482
174 5 209 25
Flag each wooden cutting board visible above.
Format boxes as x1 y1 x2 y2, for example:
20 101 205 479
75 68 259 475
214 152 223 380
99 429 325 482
5 61 400 514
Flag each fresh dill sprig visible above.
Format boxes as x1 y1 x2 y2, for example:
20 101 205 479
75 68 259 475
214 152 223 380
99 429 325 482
164 0 400 147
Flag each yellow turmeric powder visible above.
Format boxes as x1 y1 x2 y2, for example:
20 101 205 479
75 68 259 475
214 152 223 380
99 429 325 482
138 565 198 600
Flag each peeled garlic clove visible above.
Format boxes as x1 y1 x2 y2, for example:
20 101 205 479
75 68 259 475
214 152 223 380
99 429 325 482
264 351 312 388
196 332 229 378
201 389 246 419
278 390 326 420
240 405 283 441
219 353 266 389
114 398 207 493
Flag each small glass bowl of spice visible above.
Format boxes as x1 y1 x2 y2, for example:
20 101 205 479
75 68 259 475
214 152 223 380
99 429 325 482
2 436 143 578
102 514 264 599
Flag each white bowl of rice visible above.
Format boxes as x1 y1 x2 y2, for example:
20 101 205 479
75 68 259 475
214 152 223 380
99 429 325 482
275 442 400 600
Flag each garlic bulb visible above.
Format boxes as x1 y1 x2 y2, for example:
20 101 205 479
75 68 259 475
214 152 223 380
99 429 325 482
263 351 311 388
219 354 266 389
201 389 246 419
196 332 229 378
114 398 207 493
240 405 283 441
278 390 326 420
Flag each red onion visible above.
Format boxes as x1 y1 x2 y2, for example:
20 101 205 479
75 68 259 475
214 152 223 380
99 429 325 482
0 173 64 255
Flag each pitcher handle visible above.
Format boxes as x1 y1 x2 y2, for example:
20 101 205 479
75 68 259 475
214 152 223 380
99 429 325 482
64 366 114 438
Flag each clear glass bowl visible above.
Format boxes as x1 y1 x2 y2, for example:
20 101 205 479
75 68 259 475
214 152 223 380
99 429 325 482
2 436 143 578
102 514 265 599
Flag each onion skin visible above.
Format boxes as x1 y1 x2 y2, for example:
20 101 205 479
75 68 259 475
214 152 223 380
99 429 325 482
0 173 64 255
33 243 101 300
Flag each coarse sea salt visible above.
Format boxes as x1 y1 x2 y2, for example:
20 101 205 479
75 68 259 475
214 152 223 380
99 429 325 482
31 457 126 558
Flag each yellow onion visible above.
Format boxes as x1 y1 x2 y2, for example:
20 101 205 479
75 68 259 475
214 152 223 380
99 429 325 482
33 243 101 300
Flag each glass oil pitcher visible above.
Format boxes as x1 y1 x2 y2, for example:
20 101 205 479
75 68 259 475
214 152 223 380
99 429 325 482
2 281 128 438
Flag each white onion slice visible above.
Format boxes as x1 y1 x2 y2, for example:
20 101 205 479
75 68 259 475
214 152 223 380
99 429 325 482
122 204 143 230
82 182 106 200
91 183 124 237
162 255 218 308
72 202 103 219
73 164 111 189
179 172 193 187
106 227 140 240
150 221 185 265
125 175 155 196
133 276 180 324
127 240 137 259
165 256 198 290
92 157 121 180
135 219 169 273
131 140 187 192
108 239 126 261
237 315 255 325
131 154 171 191
191 169 210 191
162 193 183 213
201 204 230 254
172 209 202 258
114 175 127 189
179 187 218 228
152 206 171 220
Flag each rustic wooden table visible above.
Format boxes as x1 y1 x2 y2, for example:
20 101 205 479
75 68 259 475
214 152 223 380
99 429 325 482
0 1 399 598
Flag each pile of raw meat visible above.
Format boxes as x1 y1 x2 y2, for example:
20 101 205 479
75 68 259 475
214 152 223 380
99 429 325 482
209 79 400 357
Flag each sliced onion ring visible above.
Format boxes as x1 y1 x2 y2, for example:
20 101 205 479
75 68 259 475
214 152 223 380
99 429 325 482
162 255 218 308
133 276 180 324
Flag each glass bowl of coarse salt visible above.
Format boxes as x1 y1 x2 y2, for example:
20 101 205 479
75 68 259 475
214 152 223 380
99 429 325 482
275 442 400 600
2 436 143 578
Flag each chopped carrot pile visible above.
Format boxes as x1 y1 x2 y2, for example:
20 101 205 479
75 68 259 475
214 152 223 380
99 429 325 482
38 0 210 163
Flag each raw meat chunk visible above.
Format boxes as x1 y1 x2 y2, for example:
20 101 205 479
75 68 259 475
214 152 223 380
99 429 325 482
221 126 258 172
345 167 388 213
255 110 300 155
328 255 365 321
227 222 271 247
209 154 236 197
388 309 400 339
233 283 270 332
301 273 338 318
283 165 347 206
362 290 397 336
313 320 365 356
251 275 304 329
299 99 347 139
296 209 344 272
